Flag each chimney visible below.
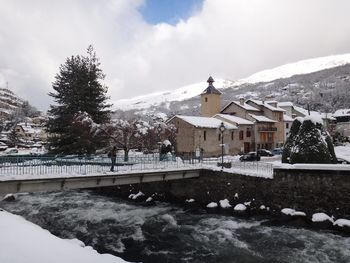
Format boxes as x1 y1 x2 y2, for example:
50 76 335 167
239 97 244 106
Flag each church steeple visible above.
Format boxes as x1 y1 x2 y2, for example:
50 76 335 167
201 76 222 95
200 76 222 117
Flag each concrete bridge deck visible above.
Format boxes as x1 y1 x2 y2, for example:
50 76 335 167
0 168 201 195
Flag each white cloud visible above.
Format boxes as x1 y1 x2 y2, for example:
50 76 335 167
0 0 350 110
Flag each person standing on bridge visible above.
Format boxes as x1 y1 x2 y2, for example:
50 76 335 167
108 146 117 172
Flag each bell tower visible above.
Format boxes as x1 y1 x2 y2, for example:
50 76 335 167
200 76 222 117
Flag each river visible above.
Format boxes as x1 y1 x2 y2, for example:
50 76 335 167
1 190 349 263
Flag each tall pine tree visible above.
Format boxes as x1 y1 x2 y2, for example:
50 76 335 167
46 46 111 154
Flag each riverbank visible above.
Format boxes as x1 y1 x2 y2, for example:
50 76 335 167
0 208 129 263
2 190 350 263
97 168 350 235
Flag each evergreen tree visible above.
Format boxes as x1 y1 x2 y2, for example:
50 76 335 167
8 126 19 147
46 46 111 154
290 119 334 164
282 118 302 163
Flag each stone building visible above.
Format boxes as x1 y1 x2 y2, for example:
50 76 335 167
246 100 285 148
213 114 254 153
167 115 237 157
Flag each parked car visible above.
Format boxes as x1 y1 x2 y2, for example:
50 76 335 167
257 149 274 157
271 148 283 155
239 152 261 162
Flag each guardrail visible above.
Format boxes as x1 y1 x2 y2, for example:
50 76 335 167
0 154 183 176
182 156 274 177
0 154 274 178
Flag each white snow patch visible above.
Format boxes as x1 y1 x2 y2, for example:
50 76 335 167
0 210 129 263
185 199 195 203
145 197 153 202
131 191 144 200
206 202 218 208
312 212 334 223
219 199 232 208
334 219 350 228
303 115 323 125
281 208 306 217
234 204 247 211
259 205 266 210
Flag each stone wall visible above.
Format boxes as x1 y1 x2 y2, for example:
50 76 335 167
102 168 350 218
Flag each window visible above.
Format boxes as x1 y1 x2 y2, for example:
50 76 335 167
246 128 251 137
231 131 234 140
286 123 289 129
268 133 273 141
203 130 207 141
257 144 260 149
218 133 221 141
205 97 208 102
239 130 244 140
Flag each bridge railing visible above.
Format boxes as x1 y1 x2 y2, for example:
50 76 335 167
0 154 274 177
0 154 190 177
181 156 274 177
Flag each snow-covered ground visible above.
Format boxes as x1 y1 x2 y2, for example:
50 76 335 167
334 143 350 162
0 209 129 263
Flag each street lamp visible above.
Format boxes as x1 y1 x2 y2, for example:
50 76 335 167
157 124 163 161
219 122 226 170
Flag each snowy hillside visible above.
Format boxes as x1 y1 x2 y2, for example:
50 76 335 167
114 79 234 111
113 53 350 112
236 53 350 85
0 88 24 109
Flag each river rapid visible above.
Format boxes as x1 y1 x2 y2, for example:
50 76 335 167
1 190 349 263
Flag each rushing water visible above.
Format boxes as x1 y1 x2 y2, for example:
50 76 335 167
1 190 350 263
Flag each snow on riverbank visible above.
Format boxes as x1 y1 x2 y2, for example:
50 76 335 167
0 210 130 263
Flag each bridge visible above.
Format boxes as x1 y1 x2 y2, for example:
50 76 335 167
0 168 201 195
0 155 273 195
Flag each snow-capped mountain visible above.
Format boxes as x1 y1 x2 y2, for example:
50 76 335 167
113 53 350 113
235 53 350 85
114 79 234 111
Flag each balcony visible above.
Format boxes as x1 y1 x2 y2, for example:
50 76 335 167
258 126 277 132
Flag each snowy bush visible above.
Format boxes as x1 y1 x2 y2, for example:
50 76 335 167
284 117 337 164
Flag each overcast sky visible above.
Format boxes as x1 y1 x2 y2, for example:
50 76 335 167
0 0 350 111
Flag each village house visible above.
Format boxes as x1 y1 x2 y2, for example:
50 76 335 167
213 114 254 153
333 109 350 138
167 115 237 157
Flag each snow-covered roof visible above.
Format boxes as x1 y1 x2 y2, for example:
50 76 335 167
333 109 350 118
214 114 254 125
247 99 285 112
293 106 335 120
231 101 261 111
174 115 237 129
249 114 277 123
278 101 294 107
283 114 294 122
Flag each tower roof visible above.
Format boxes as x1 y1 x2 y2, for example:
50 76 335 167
201 76 222 95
